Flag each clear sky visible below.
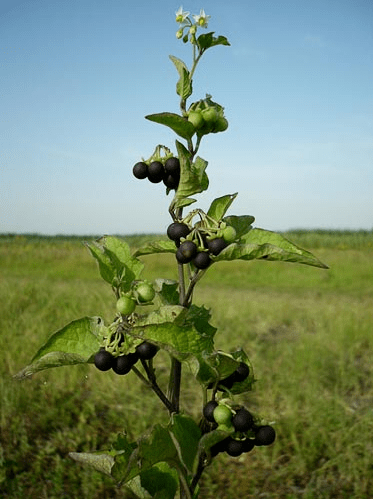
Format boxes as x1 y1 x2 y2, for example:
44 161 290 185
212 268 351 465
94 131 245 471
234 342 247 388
1 0 372 235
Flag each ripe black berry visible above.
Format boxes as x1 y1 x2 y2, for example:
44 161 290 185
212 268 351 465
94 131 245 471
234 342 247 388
163 173 180 189
210 437 229 457
94 348 114 371
232 362 250 382
207 237 227 256
136 341 159 360
167 222 190 241
147 161 165 183
193 251 211 269
164 157 180 175
242 438 255 453
225 438 245 457
232 408 253 432
203 400 219 423
176 240 198 264
254 425 276 446
132 162 148 179
112 352 139 375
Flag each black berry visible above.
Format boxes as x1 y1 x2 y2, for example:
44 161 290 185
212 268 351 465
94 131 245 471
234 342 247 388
163 173 180 189
112 352 139 375
232 408 253 432
147 161 165 183
136 341 159 360
232 362 250 382
193 251 211 269
176 240 198 264
207 238 227 256
254 425 276 446
242 438 255 453
94 348 114 371
203 400 219 423
164 157 180 175
225 438 245 457
132 162 148 179
167 222 190 241
210 437 229 457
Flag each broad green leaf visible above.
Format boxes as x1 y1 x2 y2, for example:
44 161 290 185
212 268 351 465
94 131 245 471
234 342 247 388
153 279 180 305
192 348 255 395
169 55 192 100
207 193 237 221
14 317 102 379
197 32 230 51
222 215 255 239
215 227 329 268
133 240 175 257
186 305 217 339
112 424 178 484
145 113 195 140
69 451 116 477
169 414 201 474
86 241 115 285
86 237 144 290
131 306 214 361
192 350 240 386
172 141 209 209
140 463 178 499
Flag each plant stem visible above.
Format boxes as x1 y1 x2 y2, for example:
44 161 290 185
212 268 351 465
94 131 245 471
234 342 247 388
132 365 174 413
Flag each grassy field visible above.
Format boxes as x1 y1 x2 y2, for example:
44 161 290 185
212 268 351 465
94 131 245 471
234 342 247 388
1 231 372 498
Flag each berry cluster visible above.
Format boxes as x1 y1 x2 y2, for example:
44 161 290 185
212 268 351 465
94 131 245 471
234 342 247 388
94 341 159 375
208 361 250 391
167 221 236 270
203 400 276 457
133 157 180 190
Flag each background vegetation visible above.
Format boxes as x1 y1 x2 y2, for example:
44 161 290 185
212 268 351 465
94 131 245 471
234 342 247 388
1 230 372 498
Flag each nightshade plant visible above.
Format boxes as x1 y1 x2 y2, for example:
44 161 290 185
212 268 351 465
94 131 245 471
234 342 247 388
15 7 328 499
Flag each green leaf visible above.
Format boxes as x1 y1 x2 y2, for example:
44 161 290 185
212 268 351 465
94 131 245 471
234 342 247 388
153 279 180 305
215 227 329 268
69 451 116 477
131 306 214 361
172 141 209 210
112 424 178 484
197 32 230 51
169 55 192 101
192 348 255 395
140 463 178 499
207 193 237 221
14 317 103 379
133 240 175 257
222 215 255 239
169 414 201 474
145 113 195 140
86 236 144 290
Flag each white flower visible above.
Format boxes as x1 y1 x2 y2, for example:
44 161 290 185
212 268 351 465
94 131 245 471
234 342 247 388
175 6 190 24
192 9 210 28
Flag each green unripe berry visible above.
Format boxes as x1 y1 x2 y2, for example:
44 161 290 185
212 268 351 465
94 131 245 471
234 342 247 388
213 404 232 425
135 282 155 303
222 226 237 243
188 110 204 129
201 106 218 124
116 296 136 315
212 116 228 133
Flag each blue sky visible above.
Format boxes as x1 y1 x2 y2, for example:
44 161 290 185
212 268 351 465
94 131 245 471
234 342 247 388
1 0 372 235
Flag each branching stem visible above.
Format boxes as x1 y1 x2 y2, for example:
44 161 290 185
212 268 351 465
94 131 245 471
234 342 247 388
132 364 174 413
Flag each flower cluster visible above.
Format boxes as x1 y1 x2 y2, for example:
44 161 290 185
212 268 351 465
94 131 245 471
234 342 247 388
175 6 211 42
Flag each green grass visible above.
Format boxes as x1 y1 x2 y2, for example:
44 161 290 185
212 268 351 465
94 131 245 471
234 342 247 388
1 232 372 498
